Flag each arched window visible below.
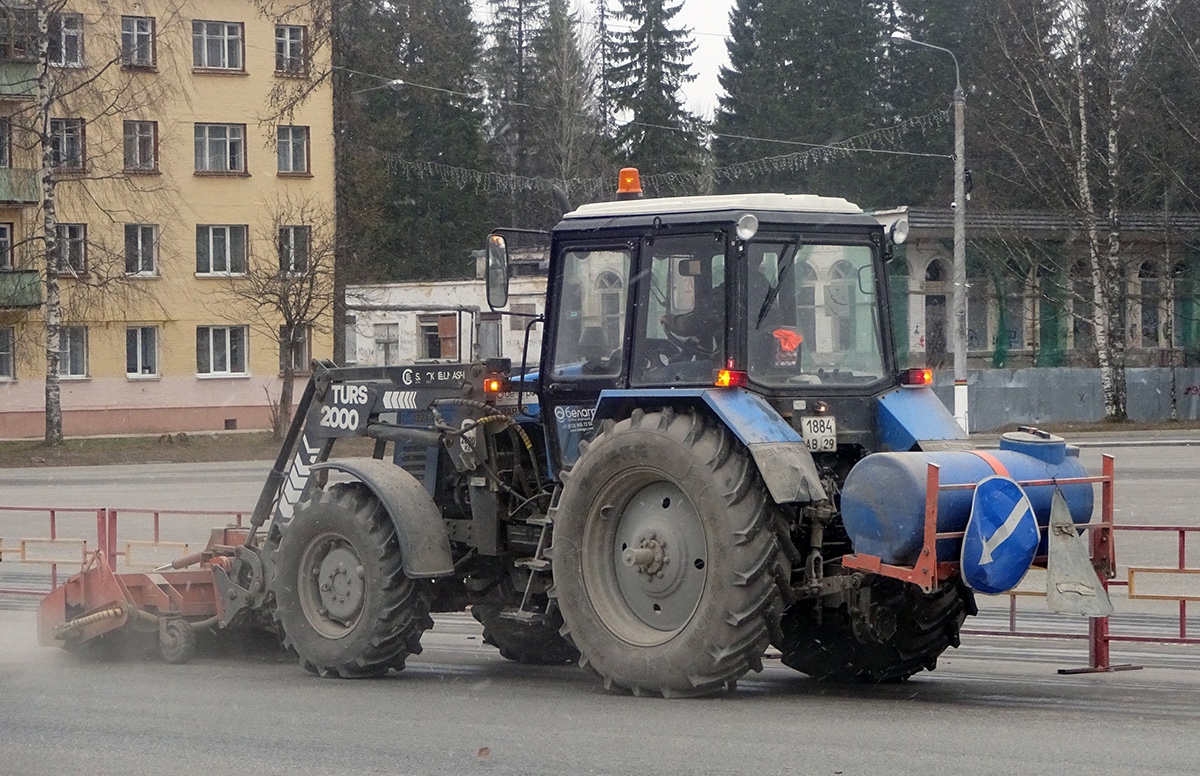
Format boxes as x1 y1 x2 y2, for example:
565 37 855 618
923 259 948 368
1137 261 1161 349
925 259 946 284
596 271 623 333
828 261 856 351
1070 259 1095 357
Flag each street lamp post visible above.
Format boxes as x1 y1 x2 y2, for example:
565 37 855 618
892 34 969 432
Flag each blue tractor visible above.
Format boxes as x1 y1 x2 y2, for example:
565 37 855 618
40 173 1101 695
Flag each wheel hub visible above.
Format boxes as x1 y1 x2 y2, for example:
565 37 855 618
298 535 367 637
317 546 363 622
610 480 708 633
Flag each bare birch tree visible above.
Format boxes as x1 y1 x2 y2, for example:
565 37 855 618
212 196 336 437
981 0 1152 420
3 0 185 443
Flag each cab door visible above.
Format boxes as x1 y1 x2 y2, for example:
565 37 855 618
540 242 634 470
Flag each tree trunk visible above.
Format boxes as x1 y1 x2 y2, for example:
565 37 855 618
330 0 347 366
36 3 64 445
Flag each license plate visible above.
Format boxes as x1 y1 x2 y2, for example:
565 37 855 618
801 415 837 452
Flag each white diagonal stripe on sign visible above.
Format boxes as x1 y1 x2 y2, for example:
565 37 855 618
980 498 1031 565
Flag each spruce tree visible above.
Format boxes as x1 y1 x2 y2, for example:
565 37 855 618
713 0 889 204
340 0 491 279
526 0 613 209
606 0 705 185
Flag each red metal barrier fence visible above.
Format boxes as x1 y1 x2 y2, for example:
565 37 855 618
965 520 1200 673
2 468 1197 672
0 506 248 597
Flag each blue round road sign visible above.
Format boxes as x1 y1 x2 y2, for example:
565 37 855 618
960 475 1039 595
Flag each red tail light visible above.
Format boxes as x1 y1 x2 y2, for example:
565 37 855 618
900 368 933 387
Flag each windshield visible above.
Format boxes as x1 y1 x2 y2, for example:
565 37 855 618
746 241 885 386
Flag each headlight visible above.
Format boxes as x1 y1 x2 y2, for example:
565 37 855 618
736 214 759 241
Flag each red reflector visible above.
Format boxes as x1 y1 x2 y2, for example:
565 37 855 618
484 377 504 393
900 368 933 387
715 369 748 388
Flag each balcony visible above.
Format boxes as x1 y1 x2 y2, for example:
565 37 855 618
0 167 38 205
0 61 36 101
0 269 42 309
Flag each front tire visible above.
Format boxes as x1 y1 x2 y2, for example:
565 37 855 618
273 484 433 678
550 408 783 697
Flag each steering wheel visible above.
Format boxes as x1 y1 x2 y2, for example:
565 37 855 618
661 315 717 360
639 339 681 371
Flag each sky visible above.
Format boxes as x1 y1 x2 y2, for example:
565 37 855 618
671 0 736 119
473 1 737 119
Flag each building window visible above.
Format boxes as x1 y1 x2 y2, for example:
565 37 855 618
121 16 155 67
418 314 457 360
0 117 10 168
50 118 85 170
0 9 37 62
56 223 86 275
49 13 83 67
828 261 857 352
0 325 12 379
197 325 247 375
192 21 243 70
280 325 311 372
124 120 157 171
59 325 87 377
275 25 306 74
1137 261 1162 349
125 224 157 275
277 126 309 174
0 222 11 269
278 225 310 273
374 323 399 366
510 303 536 332
126 326 158 376
345 315 357 366
194 123 245 173
196 225 247 275
596 271 623 334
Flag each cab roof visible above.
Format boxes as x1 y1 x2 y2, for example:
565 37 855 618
564 192 863 220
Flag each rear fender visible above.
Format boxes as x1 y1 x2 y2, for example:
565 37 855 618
595 388 827 504
311 459 454 579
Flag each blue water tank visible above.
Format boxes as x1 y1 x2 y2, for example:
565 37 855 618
840 431 1093 566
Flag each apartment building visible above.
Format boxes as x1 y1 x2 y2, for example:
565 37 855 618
0 0 334 439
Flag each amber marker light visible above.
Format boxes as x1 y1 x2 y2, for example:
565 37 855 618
715 368 748 388
900 368 934 387
483 376 505 393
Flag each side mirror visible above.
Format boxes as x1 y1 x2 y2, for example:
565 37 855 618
485 233 509 309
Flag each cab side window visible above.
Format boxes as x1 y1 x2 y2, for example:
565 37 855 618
549 248 631 379
631 233 727 386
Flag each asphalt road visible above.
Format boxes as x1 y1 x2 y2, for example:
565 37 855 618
1 437 1198 774
2 607 1199 776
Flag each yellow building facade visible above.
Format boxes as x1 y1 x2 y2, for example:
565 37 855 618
0 0 334 439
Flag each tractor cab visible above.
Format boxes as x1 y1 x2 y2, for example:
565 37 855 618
487 179 916 475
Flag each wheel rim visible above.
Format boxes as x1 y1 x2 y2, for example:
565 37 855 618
582 473 709 646
297 532 366 639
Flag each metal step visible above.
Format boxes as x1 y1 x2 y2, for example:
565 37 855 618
515 557 550 572
498 608 548 625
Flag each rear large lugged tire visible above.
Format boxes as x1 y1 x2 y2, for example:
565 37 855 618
471 605 580 665
550 408 784 698
273 484 433 678
777 576 974 682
